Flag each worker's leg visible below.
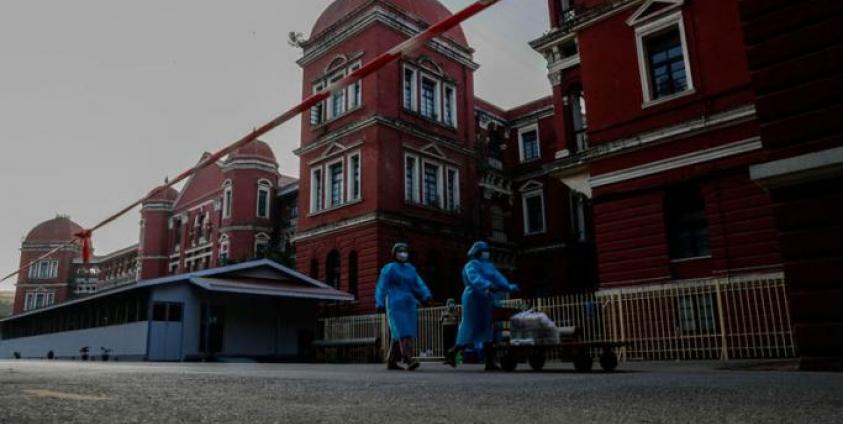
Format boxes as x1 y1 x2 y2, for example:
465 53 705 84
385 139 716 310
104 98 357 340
444 345 464 368
387 340 404 370
484 342 500 371
400 338 420 371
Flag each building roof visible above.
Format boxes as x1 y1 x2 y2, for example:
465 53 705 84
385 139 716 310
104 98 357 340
0 260 353 323
144 185 179 203
227 140 277 164
24 216 84 245
310 0 468 47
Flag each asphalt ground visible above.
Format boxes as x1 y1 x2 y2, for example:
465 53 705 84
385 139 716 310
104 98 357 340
0 360 841 423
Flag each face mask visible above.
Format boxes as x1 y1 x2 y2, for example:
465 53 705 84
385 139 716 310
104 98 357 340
480 252 491 261
396 252 409 262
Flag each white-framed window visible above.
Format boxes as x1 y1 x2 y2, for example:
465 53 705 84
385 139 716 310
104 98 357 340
568 85 588 152
312 60 363 125
348 62 362 109
522 188 547 235
254 233 270 257
328 71 346 120
28 260 59 280
310 167 324 213
420 74 441 121
218 234 230 263
634 11 694 105
443 84 457 128
139 218 146 251
24 290 54 311
347 152 362 202
519 125 541 163
422 161 444 209
405 154 420 203
570 191 589 242
257 179 272 219
311 82 325 126
445 167 460 211
403 65 418 111
222 181 233 219
327 159 345 208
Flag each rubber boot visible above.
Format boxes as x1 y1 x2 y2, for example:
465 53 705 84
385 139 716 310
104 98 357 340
484 342 500 372
400 339 420 371
387 342 404 370
444 346 461 368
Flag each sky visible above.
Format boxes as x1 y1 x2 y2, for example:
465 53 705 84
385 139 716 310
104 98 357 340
0 0 551 291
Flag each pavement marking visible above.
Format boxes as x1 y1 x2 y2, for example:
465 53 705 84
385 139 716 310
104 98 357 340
24 389 109 401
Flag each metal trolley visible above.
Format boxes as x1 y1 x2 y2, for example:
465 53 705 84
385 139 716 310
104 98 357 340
492 307 625 373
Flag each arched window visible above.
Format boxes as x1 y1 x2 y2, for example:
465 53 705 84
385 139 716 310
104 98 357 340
254 233 270 258
222 180 233 219
568 84 588 152
218 235 230 265
256 179 273 219
348 251 359 298
310 258 319 280
326 250 341 288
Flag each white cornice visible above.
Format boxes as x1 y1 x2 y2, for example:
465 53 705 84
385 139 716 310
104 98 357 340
299 6 478 70
590 137 762 188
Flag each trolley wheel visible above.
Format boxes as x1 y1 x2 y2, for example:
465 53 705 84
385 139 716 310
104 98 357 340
528 351 546 371
501 353 518 372
573 350 593 373
599 350 619 372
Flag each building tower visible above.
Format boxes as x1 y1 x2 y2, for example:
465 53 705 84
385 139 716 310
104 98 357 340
295 0 480 312
220 141 280 262
13 216 85 314
139 185 179 279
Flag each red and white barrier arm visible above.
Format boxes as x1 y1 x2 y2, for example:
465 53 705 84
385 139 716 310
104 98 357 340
0 0 502 283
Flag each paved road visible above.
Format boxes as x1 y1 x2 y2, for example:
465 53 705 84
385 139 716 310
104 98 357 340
0 360 841 423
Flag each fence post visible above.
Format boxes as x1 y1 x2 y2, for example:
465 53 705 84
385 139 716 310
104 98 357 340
715 278 729 361
616 292 626 362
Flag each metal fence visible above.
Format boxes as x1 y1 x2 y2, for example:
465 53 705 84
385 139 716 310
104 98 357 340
317 272 797 362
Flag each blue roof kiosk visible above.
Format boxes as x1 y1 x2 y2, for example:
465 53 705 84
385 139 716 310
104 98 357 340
0 260 353 362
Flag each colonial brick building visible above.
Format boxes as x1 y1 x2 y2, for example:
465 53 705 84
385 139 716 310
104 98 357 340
12 143 299 315
11 0 837 364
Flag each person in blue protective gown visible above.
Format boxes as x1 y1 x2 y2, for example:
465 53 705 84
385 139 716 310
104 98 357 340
445 241 519 370
375 243 433 371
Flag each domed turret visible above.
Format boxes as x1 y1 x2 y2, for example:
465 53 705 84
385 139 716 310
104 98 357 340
226 140 277 164
310 0 468 47
24 216 84 245
144 185 179 203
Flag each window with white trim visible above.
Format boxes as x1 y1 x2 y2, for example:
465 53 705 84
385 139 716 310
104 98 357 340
328 160 344 208
257 180 272 219
218 235 230 264
568 85 588 152
222 181 233 219
310 167 324 213
24 290 55 311
444 85 457 128
522 189 546 235
311 60 363 126
634 11 694 104
28 260 59 280
422 161 443 208
519 125 541 163
403 66 418 111
446 167 460 211
420 75 441 121
254 233 270 257
570 191 590 242
405 155 420 203
348 153 361 201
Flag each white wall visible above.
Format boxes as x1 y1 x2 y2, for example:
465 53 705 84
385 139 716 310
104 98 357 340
0 321 148 360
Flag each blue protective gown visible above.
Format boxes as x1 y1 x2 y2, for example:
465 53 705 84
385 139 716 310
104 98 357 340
375 262 433 341
455 258 518 347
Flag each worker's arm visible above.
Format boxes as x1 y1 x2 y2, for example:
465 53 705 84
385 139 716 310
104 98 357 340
463 261 491 292
375 264 392 311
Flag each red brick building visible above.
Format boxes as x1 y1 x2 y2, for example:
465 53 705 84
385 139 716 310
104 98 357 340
12 143 299 315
